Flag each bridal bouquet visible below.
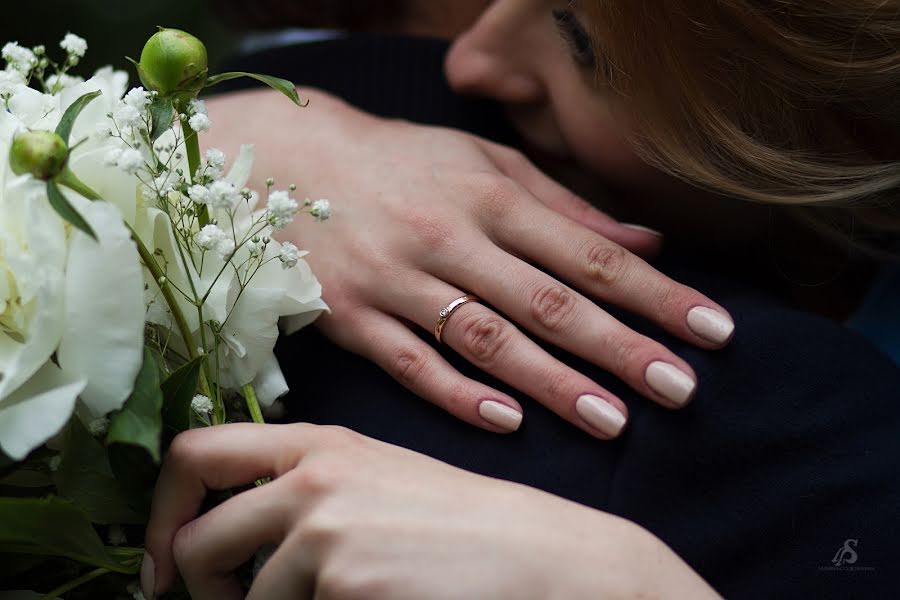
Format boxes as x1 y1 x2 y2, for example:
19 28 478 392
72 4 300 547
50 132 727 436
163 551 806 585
0 29 328 598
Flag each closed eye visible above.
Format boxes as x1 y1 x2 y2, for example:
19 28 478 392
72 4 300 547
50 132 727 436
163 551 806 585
552 8 596 68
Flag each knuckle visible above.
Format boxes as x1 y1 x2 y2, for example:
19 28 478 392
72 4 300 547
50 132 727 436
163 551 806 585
469 172 521 219
318 564 390 600
405 213 456 252
165 430 204 466
530 284 577 332
172 523 200 573
290 458 346 496
457 312 512 367
650 282 688 322
610 334 644 377
390 347 430 388
582 239 627 285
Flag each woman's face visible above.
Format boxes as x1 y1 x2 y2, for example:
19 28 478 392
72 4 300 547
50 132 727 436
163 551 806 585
444 0 650 182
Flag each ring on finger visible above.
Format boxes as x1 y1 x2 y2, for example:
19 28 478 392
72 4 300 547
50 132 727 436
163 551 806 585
434 294 481 344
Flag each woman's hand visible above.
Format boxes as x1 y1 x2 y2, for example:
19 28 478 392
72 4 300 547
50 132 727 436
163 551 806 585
142 424 721 600
204 88 735 439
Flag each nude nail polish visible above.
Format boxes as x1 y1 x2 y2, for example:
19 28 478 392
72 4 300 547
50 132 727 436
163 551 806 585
622 223 663 237
575 395 627 437
141 553 155 600
687 306 735 345
645 361 696 406
479 401 523 432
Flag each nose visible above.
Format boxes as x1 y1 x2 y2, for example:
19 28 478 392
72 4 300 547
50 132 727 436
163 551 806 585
444 26 544 104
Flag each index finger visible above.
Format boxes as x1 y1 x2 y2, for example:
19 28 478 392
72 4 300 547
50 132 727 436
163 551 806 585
143 423 321 597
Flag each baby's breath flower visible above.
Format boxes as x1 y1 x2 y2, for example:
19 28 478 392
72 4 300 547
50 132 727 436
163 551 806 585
278 242 304 269
310 198 332 221
103 147 123 167
0 69 25 95
113 103 143 129
267 190 299 228
116 148 145 175
207 180 241 211
126 581 146 600
123 86 152 110
60 33 88 58
188 184 211 205
188 112 210 132
87 417 109 437
195 224 235 259
190 394 214 414
2 42 37 74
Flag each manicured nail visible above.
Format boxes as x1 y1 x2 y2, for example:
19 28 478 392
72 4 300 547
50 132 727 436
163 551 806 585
479 400 523 432
576 395 626 437
141 552 155 600
645 361 696 406
687 306 735 344
622 223 663 237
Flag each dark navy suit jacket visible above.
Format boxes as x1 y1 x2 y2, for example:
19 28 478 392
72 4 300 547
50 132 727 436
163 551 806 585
221 35 900 599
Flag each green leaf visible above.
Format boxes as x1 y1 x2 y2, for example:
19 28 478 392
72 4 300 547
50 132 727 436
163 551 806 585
148 96 175 142
106 348 163 463
52 419 146 525
46 180 97 240
54 90 102 145
205 72 307 106
107 444 158 516
0 497 136 573
161 356 205 434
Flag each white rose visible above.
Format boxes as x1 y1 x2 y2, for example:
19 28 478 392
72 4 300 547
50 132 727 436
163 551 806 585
0 92 145 460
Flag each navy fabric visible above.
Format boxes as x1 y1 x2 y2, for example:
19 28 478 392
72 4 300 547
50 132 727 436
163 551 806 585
223 35 900 599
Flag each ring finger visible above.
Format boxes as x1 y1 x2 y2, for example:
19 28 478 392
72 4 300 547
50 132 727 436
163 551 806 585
382 275 630 440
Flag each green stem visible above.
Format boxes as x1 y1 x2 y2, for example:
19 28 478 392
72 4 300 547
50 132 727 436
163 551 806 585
57 167 100 200
126 222 213 400
242 383 265 424
40 567 110 600
177 100 209 227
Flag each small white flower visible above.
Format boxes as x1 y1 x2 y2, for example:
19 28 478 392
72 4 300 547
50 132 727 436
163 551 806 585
108 524 127 546
206 148 225 168
48 455 62 472
188 112 211 132
310 199 332 221
113 103 143 129
207 180 241 210
123 86 152 110
190 394 214 414
2 42 36 73
267 190 299 228
189 98 208 116
0 68 25 95
60 33 88 58
188 184 211 205
126 581 146 600
87 417 109 437
116 148 145 175
195 224 235 259
278 242 303 269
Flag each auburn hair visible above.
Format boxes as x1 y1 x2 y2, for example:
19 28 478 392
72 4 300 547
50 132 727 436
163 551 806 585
582 0 900 235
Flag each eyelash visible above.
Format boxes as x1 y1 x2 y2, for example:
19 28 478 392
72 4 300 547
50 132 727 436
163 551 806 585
552 8 596 68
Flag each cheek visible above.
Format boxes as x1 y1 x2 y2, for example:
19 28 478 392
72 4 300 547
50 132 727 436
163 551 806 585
555 93 653 181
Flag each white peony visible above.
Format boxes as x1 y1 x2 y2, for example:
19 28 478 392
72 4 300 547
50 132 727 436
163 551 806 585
0 75 145 460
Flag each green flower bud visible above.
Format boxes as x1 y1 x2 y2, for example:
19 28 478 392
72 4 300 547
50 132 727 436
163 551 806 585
138 28 208 101
9 131 68 180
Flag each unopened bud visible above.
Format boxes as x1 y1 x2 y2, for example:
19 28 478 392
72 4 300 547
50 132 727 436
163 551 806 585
9 131 68 181
138 28 208 101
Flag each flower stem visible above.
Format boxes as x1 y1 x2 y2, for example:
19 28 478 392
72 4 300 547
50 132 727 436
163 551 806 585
57 167 100 200
126 222 213 399
242 383 265 424
177 100 209 227
40 567 110 600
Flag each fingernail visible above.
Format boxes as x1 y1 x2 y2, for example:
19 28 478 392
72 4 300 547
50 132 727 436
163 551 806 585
687 306 735 345
576 395 627 437
622 223 663 237
141 552 155 600
479 400 523 432
645 361 696 406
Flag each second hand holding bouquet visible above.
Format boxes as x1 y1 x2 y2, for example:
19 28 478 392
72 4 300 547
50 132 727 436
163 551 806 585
0 28 329 598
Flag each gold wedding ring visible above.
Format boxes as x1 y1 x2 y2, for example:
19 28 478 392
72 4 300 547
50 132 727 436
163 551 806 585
434 294 481 344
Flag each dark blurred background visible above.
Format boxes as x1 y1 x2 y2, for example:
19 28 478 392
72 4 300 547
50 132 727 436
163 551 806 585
1 0 237 76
